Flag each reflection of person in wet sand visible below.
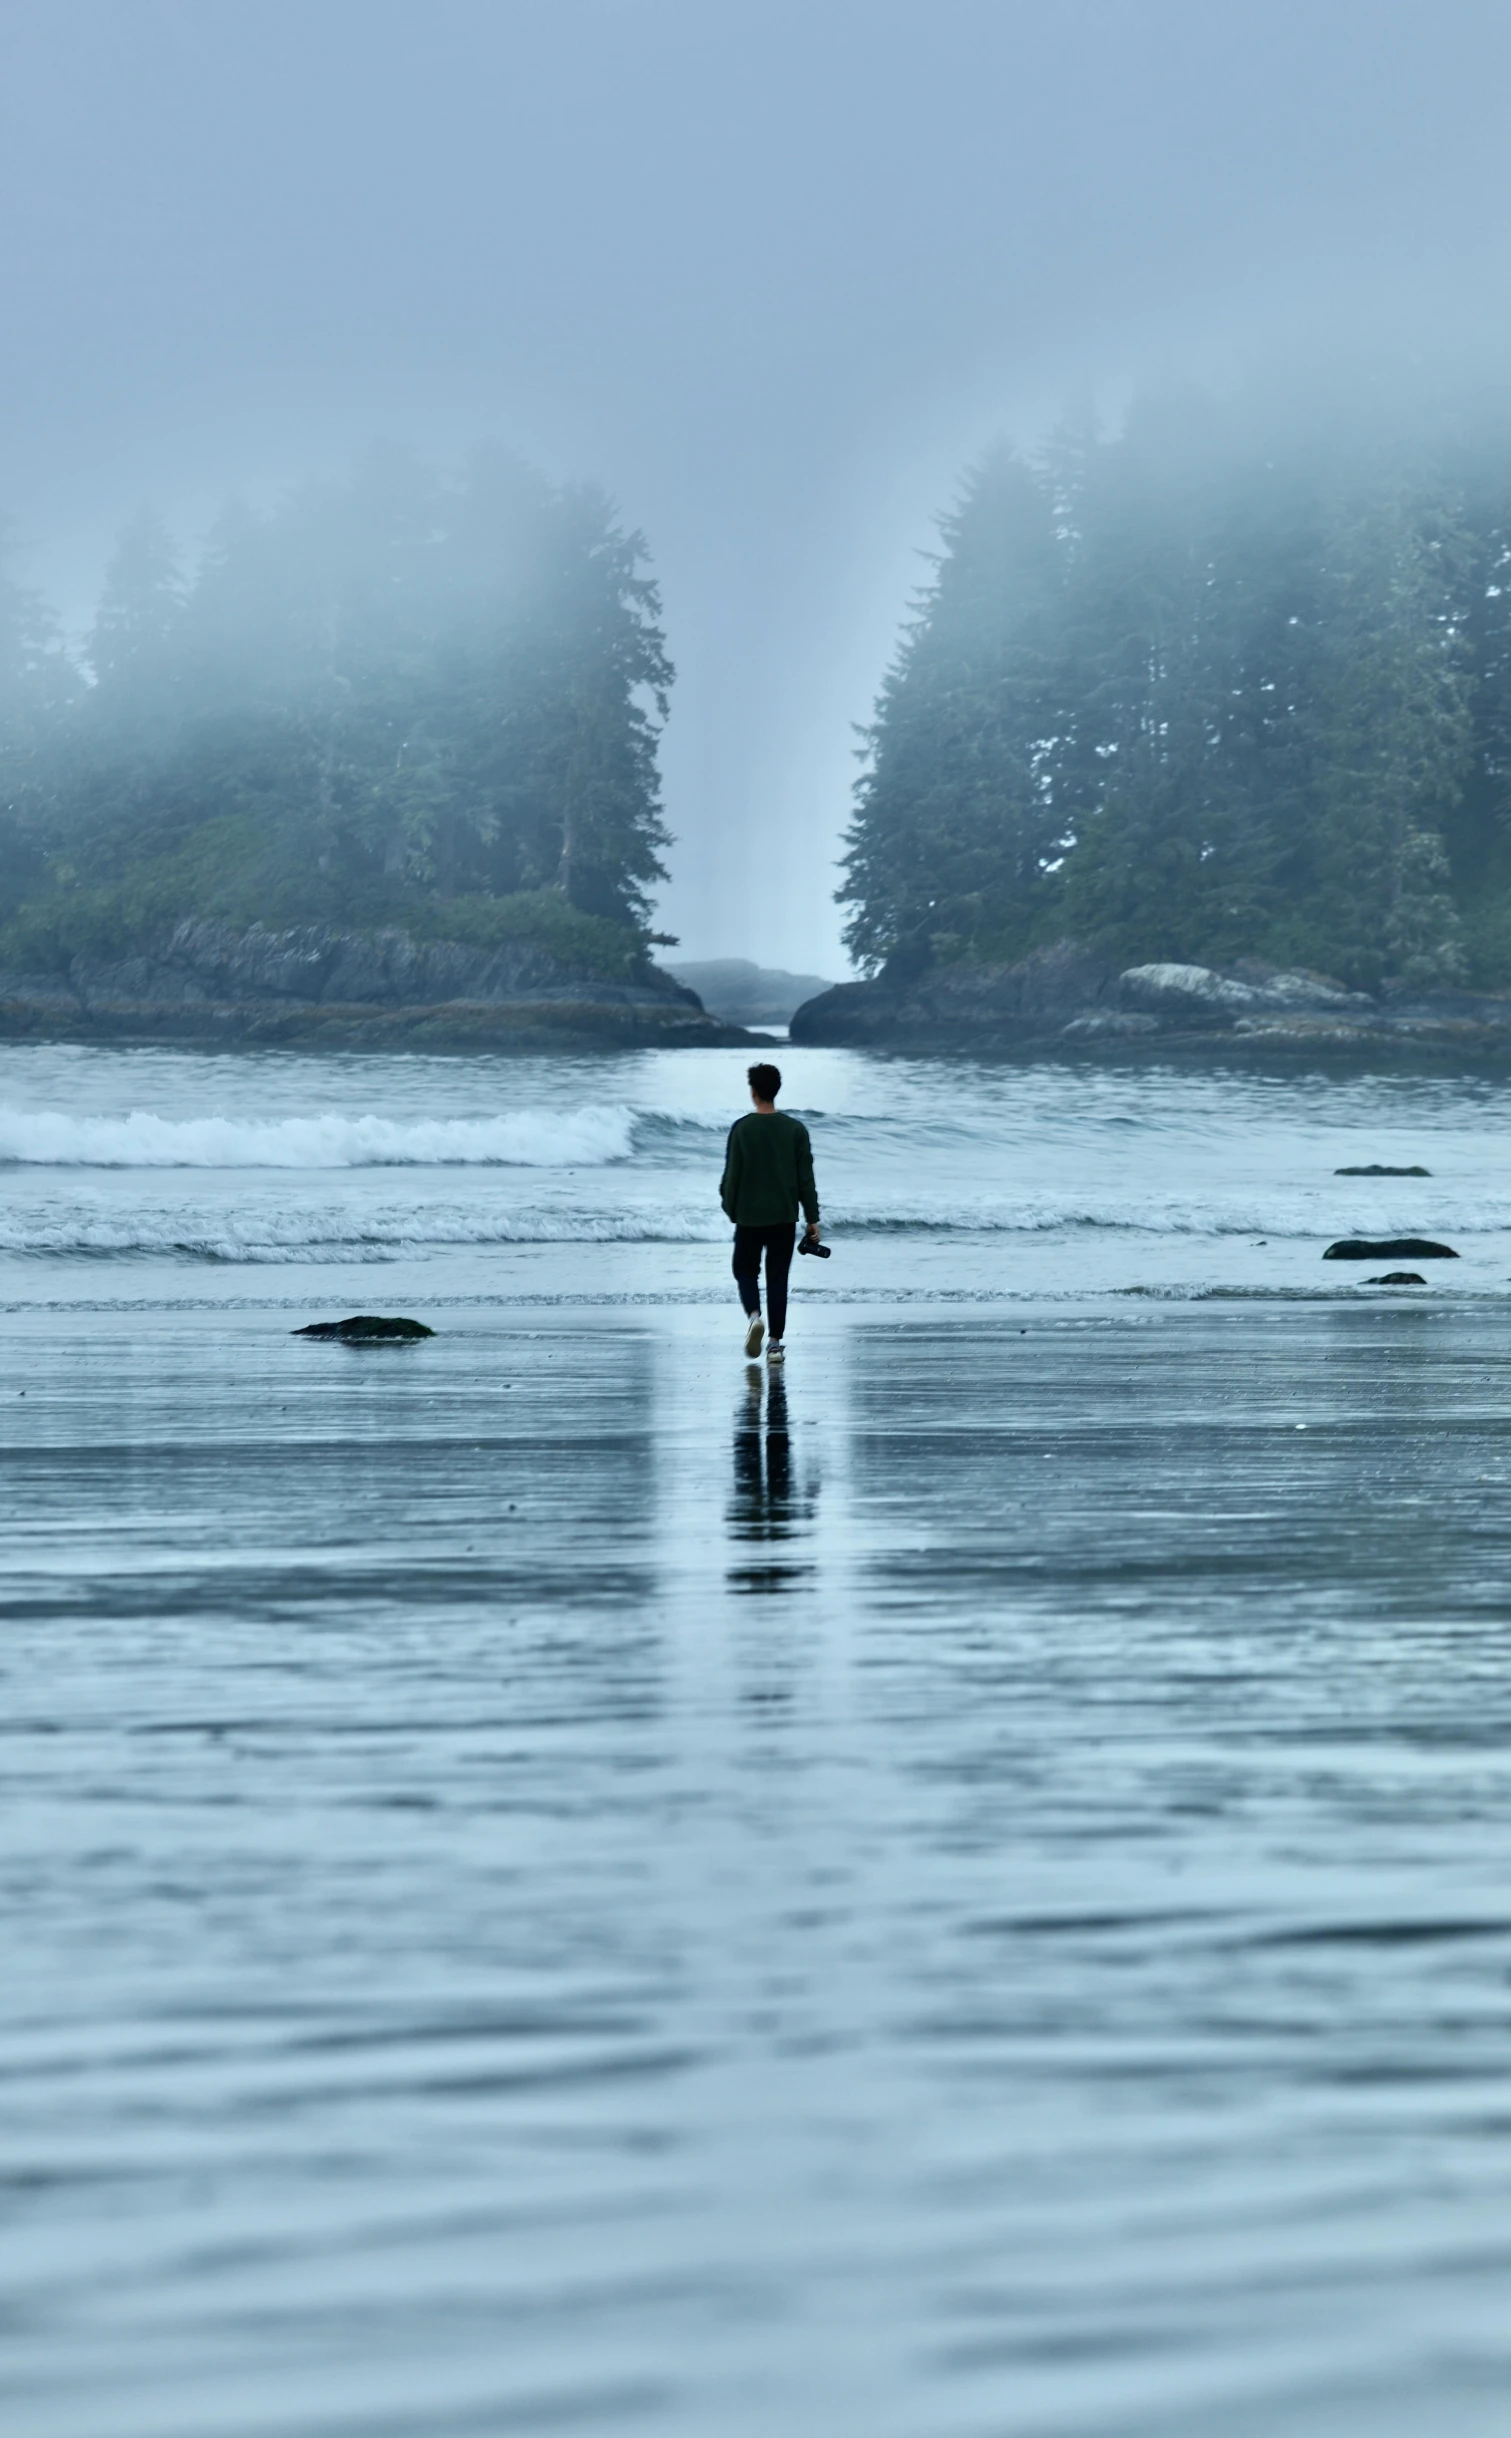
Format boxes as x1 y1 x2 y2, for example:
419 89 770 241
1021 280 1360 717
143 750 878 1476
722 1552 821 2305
729 1369 816 1595
720 1062 821 1365
732 1369 792 1531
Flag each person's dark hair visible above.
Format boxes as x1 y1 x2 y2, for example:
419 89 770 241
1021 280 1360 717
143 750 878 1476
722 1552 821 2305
748 1062 782 1101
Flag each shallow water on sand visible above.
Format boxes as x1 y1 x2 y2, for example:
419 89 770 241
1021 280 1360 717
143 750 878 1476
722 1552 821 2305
5 1048 1511 2433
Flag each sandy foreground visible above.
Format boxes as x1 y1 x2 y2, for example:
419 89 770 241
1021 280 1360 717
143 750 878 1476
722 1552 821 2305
3 1295 1511 2436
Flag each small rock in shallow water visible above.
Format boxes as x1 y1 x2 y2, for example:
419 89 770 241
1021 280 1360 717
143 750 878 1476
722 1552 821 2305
294 1315 435 1340
1365 1272 1427 1286
1334 1163 1431 1176
1323 1238 1458 1260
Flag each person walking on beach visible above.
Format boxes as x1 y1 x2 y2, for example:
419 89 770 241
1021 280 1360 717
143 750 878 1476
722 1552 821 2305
720 1062 821 1364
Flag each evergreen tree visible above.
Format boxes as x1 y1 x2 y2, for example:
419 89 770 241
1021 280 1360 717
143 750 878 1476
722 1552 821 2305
839 381 1509 991
839 448 1067 974
1062 391 1314 963
1442 443 1511 971
2 452 675 961
431 467 673 922
1286 465 1469 987
85 506 185 730
0 522 78 923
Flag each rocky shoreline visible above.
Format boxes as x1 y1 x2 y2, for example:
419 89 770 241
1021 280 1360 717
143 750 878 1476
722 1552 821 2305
11 922 1506 1063
789 944 1511 1063
0 919 759 1052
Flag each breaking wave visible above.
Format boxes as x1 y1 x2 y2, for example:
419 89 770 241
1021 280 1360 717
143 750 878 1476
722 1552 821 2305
1 1065 1507 1271
2 1199 1509 1264
0 1104 638 1169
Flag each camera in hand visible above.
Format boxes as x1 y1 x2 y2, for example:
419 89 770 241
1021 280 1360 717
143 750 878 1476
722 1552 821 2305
798 1235 831 1259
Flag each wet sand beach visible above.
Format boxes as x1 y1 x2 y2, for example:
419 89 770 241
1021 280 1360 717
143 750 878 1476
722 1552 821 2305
6 1289 1511 2435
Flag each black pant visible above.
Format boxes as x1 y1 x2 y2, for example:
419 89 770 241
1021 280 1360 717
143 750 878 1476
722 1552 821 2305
732 1223 796 1340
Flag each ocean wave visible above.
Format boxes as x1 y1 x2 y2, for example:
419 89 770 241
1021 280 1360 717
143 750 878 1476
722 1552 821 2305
1 1173 1509 1261
0 1104 637 1170
0 1099 1166 1171
4 1208 1509 1264
0 1207 726 1262
838 1203 1511 1237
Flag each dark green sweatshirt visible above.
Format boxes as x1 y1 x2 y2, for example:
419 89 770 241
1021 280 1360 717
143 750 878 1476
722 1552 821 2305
720 1111 820 1227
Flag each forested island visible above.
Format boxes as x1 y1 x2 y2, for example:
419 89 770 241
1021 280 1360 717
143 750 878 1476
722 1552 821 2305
0 451 739 1047
796 379 1511 1057
17 391 1511 1061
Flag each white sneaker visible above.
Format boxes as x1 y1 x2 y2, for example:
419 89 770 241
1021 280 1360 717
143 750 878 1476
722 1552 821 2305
767 1338 785 1363
744 1312 765 1358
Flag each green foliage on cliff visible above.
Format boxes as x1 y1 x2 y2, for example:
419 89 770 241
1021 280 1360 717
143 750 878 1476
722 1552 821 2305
0 451 673 976
841 384 1511 992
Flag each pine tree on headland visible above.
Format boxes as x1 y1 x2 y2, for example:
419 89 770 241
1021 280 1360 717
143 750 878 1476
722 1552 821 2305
86 506 185 730
839 448 1066 975
1057 388 1272 963
435 463 673 925
0 452 676 974
1291 465 1468 989
0 520 76 923
839 380 1511 992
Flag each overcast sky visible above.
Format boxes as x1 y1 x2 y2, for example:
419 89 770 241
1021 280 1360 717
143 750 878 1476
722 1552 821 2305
5 0 1511 970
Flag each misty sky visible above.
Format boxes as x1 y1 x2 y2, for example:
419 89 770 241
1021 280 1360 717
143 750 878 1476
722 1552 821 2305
5 0 1511 972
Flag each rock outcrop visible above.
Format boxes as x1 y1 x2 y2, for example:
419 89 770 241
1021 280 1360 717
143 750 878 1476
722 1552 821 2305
295 1315 435 1340
1118 962 1372 1018
790 943 1122 1052
789 947 1511 1062
1322 1238 1459 1260
0 919 754 1050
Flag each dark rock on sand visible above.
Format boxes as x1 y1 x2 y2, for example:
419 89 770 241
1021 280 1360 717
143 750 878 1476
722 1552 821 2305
1365 1272 1428 1285
1323 1238 1459 1260
295 1315 436 1340
1335 1164 1431 1177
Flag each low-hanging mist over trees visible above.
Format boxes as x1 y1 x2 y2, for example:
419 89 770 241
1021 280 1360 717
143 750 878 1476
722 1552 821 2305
19 384 1511 1008
841 380 1511 994
0 450 673 980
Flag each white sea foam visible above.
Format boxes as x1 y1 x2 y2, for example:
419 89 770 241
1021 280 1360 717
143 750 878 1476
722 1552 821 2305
0 1104 637 1169
1 1195 1508 1263
841 1199 1511 1237
0 1203 724 1261
0 1057 1507 1276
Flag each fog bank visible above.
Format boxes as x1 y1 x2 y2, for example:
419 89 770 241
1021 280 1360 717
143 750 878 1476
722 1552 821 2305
6 0 1511 968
